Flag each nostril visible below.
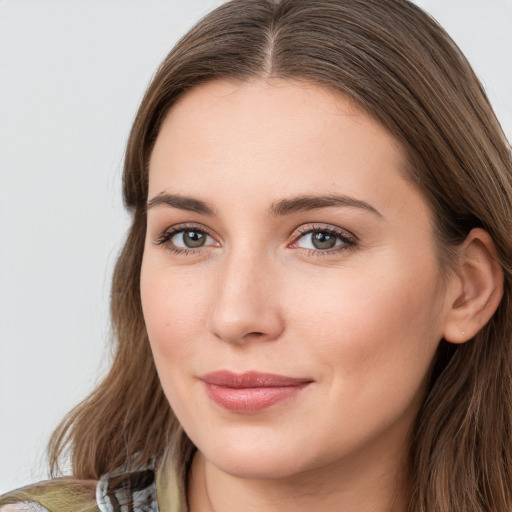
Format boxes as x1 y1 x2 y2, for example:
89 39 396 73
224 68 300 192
208 288 285 344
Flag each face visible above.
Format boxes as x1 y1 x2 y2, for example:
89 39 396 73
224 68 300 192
141 79 452 481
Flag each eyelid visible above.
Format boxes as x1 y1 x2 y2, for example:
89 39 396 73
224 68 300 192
293 223 356 240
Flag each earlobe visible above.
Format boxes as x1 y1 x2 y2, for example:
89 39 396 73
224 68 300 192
443 228 504 344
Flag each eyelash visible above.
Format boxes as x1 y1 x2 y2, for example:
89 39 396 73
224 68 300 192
154 223 357 257
291 225 357 255
154 224 215 256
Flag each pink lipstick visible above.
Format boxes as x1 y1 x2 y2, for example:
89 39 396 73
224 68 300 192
200 371 312 414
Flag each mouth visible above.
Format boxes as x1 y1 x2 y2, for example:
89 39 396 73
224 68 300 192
200 370 313 414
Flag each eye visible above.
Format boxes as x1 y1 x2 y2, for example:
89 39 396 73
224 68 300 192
292 226 356 253
172 229 212 248
155 225 218 252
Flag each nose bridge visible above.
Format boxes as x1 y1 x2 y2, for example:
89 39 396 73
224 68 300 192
208 243 284 344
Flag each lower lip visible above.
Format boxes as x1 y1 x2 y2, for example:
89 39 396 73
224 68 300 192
204 383 310 414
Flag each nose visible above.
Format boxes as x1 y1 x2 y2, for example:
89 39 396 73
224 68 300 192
207 250 285 345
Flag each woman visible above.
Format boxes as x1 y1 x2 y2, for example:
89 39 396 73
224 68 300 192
1 0 511 511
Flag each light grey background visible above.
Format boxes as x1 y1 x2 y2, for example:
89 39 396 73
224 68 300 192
0 0 511 493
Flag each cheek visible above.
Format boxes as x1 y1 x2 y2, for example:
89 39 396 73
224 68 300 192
280 261 443 450
140 259 211 423
140 257 207 363
288 255 443 388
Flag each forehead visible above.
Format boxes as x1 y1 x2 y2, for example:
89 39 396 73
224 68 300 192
148 79 419 219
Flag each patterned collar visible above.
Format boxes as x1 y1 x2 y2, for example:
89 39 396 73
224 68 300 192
96 459 186 512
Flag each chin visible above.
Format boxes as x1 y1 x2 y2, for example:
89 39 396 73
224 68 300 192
206 450 310 480
193 428 327 480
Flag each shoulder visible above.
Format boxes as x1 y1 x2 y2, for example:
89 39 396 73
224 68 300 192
0 466 159 512
0 478 99 512
0 459 183 512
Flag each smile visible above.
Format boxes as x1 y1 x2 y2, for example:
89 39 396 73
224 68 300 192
200 371 313 414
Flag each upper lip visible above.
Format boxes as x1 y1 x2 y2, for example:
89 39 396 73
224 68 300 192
200 370 313 388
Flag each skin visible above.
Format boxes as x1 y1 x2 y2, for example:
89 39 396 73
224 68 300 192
141 79 462 512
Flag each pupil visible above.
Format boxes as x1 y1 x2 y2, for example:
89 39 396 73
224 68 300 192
184 231 205 248
312 231 336 249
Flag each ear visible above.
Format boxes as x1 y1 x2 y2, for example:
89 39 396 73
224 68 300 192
443 228 504 344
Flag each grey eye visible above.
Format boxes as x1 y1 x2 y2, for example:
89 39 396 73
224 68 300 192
172 230 211 248
296 229 344 250
311 231 337 249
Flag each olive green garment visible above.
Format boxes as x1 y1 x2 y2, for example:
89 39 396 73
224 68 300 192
0 460 186 512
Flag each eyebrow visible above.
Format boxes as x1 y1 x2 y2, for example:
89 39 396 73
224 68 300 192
269 194 383 218
146 192 382 218
146 194 216 215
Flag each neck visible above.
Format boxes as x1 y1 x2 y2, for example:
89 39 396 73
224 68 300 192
187 445 409 512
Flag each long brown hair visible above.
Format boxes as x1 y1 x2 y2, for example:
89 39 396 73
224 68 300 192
49 1 512 510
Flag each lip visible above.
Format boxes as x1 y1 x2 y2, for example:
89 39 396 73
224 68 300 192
200 371 313 414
